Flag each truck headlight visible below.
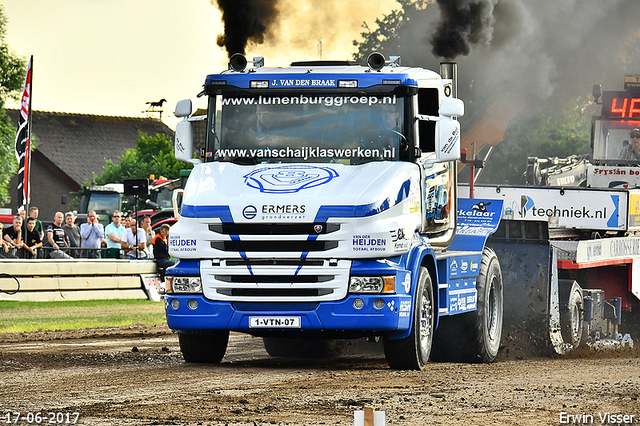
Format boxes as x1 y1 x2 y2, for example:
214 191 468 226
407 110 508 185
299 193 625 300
167 277 202 294
349 276 395 294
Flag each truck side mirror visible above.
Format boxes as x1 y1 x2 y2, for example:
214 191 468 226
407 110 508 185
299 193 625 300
435 98 463 162
175 99 192 118
435 116 461 163
592 84 602 104
174 100 202 164
440 98 464 118
420 98 464 164
175 119 194 163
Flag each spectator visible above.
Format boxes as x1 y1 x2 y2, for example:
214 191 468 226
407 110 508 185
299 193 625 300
47 212 72 259
105 210 125 259
18 208 27 238
617 128 640 160
29 206 45 241
1 227 17 258
63 212 81 258
80 210 104 259
153 224 175 269
23 216 43 259
122 213 131 229
141 215 154 258
1 223 18 259
3 216 24 258
121 219 147 260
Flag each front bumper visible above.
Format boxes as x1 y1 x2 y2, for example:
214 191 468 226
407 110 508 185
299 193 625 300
164 293 412 334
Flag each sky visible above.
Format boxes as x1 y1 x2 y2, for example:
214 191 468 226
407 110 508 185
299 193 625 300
2 0 399 130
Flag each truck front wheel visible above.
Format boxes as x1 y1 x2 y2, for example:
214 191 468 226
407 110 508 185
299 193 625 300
179 331 229 363
431 247 503 363
383 267 434 370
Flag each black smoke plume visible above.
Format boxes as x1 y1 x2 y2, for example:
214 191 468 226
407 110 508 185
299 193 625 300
215 0 279 57
431 0 499 59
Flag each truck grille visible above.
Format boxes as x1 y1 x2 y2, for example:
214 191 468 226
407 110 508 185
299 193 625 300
200 258 351 302
225 259 324 267
219 289 332 297
208 222 342 254
215 275 334 283
211 240 339 252
209 223 340 235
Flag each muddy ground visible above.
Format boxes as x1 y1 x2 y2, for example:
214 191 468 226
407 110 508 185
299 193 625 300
0 325 639 426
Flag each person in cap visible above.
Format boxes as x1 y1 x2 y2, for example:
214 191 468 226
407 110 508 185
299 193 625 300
152 223 175 269
617 128 640 160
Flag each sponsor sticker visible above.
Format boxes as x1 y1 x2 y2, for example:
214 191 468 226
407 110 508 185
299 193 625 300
244 165 338 194
242 205 257 220
390 228 410 252
169 235 197 252
261 204 306 220
399 300 411 317
352 234 387 252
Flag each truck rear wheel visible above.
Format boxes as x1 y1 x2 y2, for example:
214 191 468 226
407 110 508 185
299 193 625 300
431 247 503 363
560 284 584 349
383 267 434 370
179 331 229 363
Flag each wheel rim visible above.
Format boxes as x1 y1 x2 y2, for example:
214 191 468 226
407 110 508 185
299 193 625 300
487 275 499 340
419 288 433 355
571 300 582 342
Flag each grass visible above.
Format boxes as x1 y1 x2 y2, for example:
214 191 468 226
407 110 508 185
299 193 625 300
0 299 167 333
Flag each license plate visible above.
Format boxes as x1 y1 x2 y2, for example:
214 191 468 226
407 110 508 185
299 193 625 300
249 316 301 328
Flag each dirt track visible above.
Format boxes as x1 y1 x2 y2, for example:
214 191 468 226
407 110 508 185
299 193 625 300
0 325 639 426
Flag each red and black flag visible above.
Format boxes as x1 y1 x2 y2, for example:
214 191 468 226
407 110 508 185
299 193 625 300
14 55 33 212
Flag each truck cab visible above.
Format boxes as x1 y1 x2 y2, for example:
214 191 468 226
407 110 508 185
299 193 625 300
77 183 129 223
164 54 503 369
588 79 640 188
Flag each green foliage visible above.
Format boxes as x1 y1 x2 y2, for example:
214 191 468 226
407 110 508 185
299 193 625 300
0 111 18 204
352 0 429 64
94 132 192 185
479 97 592 184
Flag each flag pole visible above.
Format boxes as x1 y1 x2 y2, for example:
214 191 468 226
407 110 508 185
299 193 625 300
25 55 33 218
15 55 33 217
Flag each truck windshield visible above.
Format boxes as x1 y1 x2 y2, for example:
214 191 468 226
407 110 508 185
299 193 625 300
155 187 175 210
87 192 120 216
208 93 407 164
592 118 640 163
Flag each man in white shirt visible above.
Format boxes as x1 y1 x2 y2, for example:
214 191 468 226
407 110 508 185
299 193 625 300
120 219 147 260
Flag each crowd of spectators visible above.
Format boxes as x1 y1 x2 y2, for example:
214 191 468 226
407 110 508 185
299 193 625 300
1 207 174 269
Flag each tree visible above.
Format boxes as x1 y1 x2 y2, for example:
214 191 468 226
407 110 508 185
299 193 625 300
352 0 432 65
352 1 640 185
479 96 592 184
93 132 192 185
0 6 28 205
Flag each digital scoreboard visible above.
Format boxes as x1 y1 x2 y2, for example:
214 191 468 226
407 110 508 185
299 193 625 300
601 90 640 118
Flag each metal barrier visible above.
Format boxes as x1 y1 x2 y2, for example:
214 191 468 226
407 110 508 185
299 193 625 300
7 245 154 260
0 258 162 302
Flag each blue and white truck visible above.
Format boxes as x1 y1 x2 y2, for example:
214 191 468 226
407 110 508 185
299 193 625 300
163 53 506 370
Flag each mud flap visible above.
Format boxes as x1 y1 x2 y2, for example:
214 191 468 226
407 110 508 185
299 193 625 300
488 234 554 357
548 248 574 354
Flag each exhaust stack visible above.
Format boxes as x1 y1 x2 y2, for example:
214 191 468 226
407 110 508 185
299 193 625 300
440 62 457 98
